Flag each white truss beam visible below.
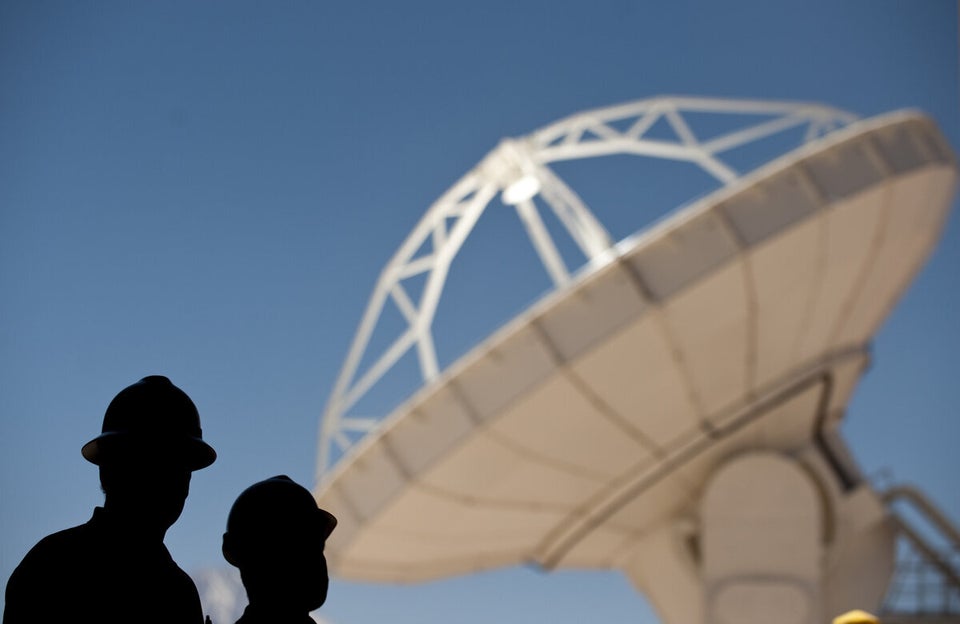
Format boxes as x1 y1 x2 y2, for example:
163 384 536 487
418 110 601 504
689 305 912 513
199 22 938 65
316 96 856 481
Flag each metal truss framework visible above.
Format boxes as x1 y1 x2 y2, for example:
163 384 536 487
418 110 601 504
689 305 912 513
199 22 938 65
882 486 960 621
317 96 857 480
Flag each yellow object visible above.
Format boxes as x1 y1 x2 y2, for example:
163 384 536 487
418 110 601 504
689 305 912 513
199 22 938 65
833 609 880 624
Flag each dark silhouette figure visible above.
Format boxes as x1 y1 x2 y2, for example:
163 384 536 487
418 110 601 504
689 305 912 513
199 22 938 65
3 376 216 624
222 476 337 624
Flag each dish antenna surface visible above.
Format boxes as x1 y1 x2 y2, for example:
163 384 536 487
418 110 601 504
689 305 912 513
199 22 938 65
315 97 957 624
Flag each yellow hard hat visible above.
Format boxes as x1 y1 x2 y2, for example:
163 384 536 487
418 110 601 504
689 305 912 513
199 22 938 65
833 609 880 624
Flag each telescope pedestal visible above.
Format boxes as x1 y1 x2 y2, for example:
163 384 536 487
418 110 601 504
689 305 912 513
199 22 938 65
624 450 897 624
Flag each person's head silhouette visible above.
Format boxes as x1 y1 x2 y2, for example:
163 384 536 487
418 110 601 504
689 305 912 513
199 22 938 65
4 375 217 624
222 476 337 624
82 375 217 537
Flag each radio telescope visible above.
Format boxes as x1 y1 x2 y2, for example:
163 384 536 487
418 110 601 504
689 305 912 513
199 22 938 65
314 97 958 624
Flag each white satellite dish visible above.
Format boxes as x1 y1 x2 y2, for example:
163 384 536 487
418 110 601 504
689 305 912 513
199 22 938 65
314 98 957 624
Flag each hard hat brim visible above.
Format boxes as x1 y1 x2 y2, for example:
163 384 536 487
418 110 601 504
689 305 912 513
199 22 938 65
81 431 217 471
318 507 338 539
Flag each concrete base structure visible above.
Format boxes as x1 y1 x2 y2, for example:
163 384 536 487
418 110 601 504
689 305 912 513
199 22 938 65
624 450 896 624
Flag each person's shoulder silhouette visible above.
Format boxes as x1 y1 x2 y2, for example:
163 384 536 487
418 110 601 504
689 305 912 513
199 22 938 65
3 375 217 624
222 475 337 624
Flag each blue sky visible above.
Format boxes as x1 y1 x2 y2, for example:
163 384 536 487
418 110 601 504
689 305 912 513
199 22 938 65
1 2 957 622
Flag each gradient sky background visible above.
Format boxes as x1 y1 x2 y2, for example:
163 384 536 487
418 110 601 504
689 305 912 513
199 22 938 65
1 2 957 623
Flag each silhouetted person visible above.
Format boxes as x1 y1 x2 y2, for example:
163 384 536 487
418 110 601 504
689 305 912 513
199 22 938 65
221 476 337 624
3 376 217 624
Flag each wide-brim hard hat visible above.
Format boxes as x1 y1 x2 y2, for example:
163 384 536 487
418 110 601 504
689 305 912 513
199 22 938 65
81 375 216 471
222 475 337 568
